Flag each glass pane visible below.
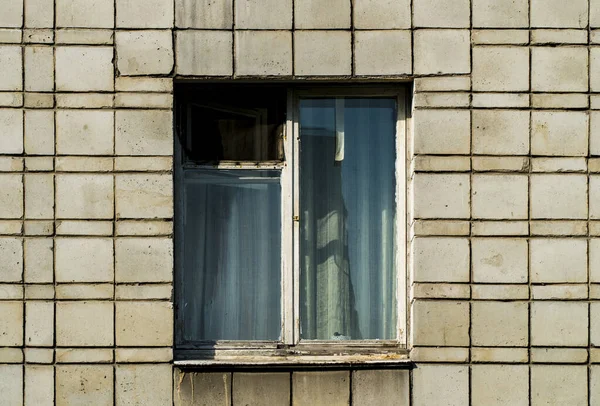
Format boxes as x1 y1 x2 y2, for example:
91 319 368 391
182 86 286 162
299 98 397 340
180 170 281 341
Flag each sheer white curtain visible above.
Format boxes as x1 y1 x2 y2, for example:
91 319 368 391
299 98 397 340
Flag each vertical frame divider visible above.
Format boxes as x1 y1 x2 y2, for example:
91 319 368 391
282 89 295 345
292 91 301 345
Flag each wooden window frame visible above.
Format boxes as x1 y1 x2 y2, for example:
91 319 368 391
174 85 410 366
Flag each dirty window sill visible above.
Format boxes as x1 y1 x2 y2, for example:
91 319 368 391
174 350 412 370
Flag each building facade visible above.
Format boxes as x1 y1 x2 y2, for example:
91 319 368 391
1 0 600 404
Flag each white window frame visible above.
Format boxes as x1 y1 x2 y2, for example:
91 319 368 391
175 85 409 365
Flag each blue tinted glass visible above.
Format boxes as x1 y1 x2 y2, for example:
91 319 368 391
181 170 281 341
299 98 397 340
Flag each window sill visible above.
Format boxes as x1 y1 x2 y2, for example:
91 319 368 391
174 350 412 370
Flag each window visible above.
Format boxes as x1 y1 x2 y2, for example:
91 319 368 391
175 84 407 363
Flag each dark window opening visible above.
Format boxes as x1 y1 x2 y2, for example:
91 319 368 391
177 84 286 163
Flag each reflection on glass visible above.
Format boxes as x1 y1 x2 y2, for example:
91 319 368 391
299 98 397 340
181 170 281 341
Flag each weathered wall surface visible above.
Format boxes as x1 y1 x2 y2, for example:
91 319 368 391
0 0 600 404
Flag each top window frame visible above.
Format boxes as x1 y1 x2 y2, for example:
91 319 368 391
174 84 410 365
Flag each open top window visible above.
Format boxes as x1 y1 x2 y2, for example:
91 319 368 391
175 84 408 364
179 85 286 163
